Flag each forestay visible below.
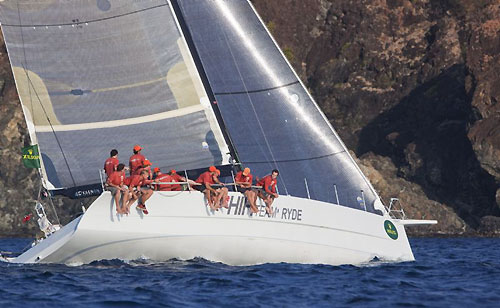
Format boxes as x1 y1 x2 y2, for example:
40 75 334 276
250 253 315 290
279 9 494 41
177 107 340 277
0 0 230 192
173 0 381 213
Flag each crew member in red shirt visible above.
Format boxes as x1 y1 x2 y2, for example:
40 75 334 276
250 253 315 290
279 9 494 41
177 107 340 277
212 169 229 209
256 169 279 215
106 163 129 214
129 145 146 176
136 159 153 179
168 170 184 191
124 170 153 214
104 149 119 178
169 170 198 191
235 167 258 214
194 166 219 210
153 167 174 191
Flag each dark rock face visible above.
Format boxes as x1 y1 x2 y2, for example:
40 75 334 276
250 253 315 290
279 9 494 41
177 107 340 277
0 1 499 236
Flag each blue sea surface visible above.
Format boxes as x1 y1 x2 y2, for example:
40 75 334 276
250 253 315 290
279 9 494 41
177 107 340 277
0 238 499 307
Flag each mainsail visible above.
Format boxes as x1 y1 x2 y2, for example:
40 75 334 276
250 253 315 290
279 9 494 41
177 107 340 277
0 0 231 196
173 0 381 213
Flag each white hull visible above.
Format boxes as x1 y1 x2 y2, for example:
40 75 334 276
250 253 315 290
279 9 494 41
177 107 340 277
10 191 415 266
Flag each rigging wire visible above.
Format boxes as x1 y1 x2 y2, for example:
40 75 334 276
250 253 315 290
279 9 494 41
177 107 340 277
16 3 62 225
220 16 289 195
16 3 35 129
37 182 61 226
214 81 300 96
15 2 77 188
3 3 169 28
21 64 77 188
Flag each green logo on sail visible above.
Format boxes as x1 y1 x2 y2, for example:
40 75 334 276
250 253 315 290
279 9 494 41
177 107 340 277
384 220 398 240
22 145 41 169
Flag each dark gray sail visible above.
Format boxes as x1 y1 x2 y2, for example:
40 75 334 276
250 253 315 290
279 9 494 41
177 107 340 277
174 0 380 213
0 0 230 193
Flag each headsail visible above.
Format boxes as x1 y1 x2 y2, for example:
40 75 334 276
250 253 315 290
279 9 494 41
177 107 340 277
173 0 382 213
0 0 230 195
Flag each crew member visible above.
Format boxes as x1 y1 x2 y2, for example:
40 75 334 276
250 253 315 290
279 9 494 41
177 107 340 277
129 145 146 176
194 166 219 210
153 167 174 191
256 169 279 215
124 170 153 215
104 149 119 178
169 170 184 191
235 167 258 214
212 169 229 209
137 159 153 179
169 170 198 191
106 163 129 214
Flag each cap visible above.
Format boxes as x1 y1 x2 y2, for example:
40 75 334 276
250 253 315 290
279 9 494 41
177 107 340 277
133 145 142 151
170 169 176 174
153 167 160 173
143 159 152 166
209 166 217 172
243 168 250 175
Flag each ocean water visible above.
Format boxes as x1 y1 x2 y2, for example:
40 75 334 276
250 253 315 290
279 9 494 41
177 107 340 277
0 238 499 307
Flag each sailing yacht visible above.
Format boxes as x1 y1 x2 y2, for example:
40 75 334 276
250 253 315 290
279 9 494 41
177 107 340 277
0 0 435 265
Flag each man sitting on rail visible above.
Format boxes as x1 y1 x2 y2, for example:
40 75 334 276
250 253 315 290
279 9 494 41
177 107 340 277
106 163 129 214
194 166 219 211
124 170 153 215
168 169 185 191
256 169 279 215
235 167 258 214
153 167 175 191
212 169 229 209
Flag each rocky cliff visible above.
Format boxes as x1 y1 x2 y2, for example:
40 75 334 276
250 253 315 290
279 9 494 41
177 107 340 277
0 0 499 236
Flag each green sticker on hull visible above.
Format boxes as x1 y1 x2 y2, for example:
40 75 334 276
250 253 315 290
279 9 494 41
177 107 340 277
384 220 398 240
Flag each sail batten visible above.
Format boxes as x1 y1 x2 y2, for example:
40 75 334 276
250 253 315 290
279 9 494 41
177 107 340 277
34 105 205 132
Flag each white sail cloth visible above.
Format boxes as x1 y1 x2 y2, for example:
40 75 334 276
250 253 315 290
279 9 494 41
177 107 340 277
0 0 230 190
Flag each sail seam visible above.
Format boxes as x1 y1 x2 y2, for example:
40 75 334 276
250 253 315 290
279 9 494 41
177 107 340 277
1 4 169 28
213 81 300 96
243 150 346 164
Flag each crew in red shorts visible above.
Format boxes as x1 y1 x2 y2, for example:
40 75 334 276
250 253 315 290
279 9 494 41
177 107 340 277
104 149 119 178
129 145 146 176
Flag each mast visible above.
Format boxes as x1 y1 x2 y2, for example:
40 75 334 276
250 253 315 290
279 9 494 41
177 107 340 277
169 0 241 166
